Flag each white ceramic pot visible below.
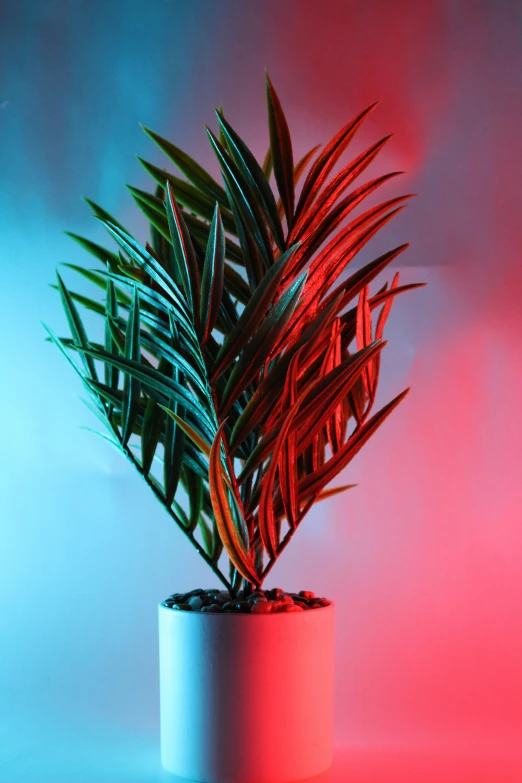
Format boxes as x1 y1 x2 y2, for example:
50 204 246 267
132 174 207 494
158 600 335 783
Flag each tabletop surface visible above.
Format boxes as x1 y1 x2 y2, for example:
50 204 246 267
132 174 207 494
2 724 521 783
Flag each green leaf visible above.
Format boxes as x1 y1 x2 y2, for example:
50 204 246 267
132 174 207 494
79 426 124 454
121 285 141 445
150 184 168 258
138 157 237 234
56 272 98 381
265 72 294 230
185 467 203 532
77 344 215 432
172 499 190 528
212 244 300 381
139 329 208 400
86 379 125 409
222 263 250 306
220 271 308 415
216 111 285 251
141 394 165 477
64 233 120 269
106 269 201 359
102 222 191 319
43 323 86 383
62 263 109 292
83 197 128 233
199 514 214 556
184 443 211 482
129 185 244 269
163 318 187 505
164 391 186 506
200 203 225 344
165 183 200 327
159 407 212 457
104 277 119 393
262 146 273 179
106 314 125 356
206 127 274 272
142 125 229 208
50 287 106 316
221 176 263 290
129 189 171 244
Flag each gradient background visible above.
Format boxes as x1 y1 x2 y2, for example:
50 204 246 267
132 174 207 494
2 1 522 781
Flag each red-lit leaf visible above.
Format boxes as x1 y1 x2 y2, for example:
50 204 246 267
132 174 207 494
229 293 343 452
369 271 400 411
296 342 385 456
298 388 410 501
321 319 343 453
258 396 302 558
293 102 378 225
291 135 393 242
273 206 407 358
311 483 357 504
239 340 384 482
278 350 301 529
282 174 406 283
356 285 373 396
209 422 259 584
340 280 427 344
312 429 326 471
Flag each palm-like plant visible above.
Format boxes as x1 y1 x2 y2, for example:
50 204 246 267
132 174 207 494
47 73 424 597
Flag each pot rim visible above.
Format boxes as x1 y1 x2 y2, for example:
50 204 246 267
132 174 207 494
158 600 335 614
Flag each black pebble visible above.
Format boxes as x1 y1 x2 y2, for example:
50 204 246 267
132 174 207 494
233 601 251 612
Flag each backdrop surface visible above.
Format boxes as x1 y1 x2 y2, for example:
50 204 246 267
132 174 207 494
1 1 522 781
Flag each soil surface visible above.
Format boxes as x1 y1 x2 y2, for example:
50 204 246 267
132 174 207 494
162 587 331 613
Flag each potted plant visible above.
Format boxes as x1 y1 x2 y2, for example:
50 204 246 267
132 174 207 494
46 72 424 783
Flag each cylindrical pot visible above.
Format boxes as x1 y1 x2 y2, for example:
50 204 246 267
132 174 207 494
158 600 335 783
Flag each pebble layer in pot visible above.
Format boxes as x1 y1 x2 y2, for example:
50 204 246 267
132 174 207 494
46 71 424 783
